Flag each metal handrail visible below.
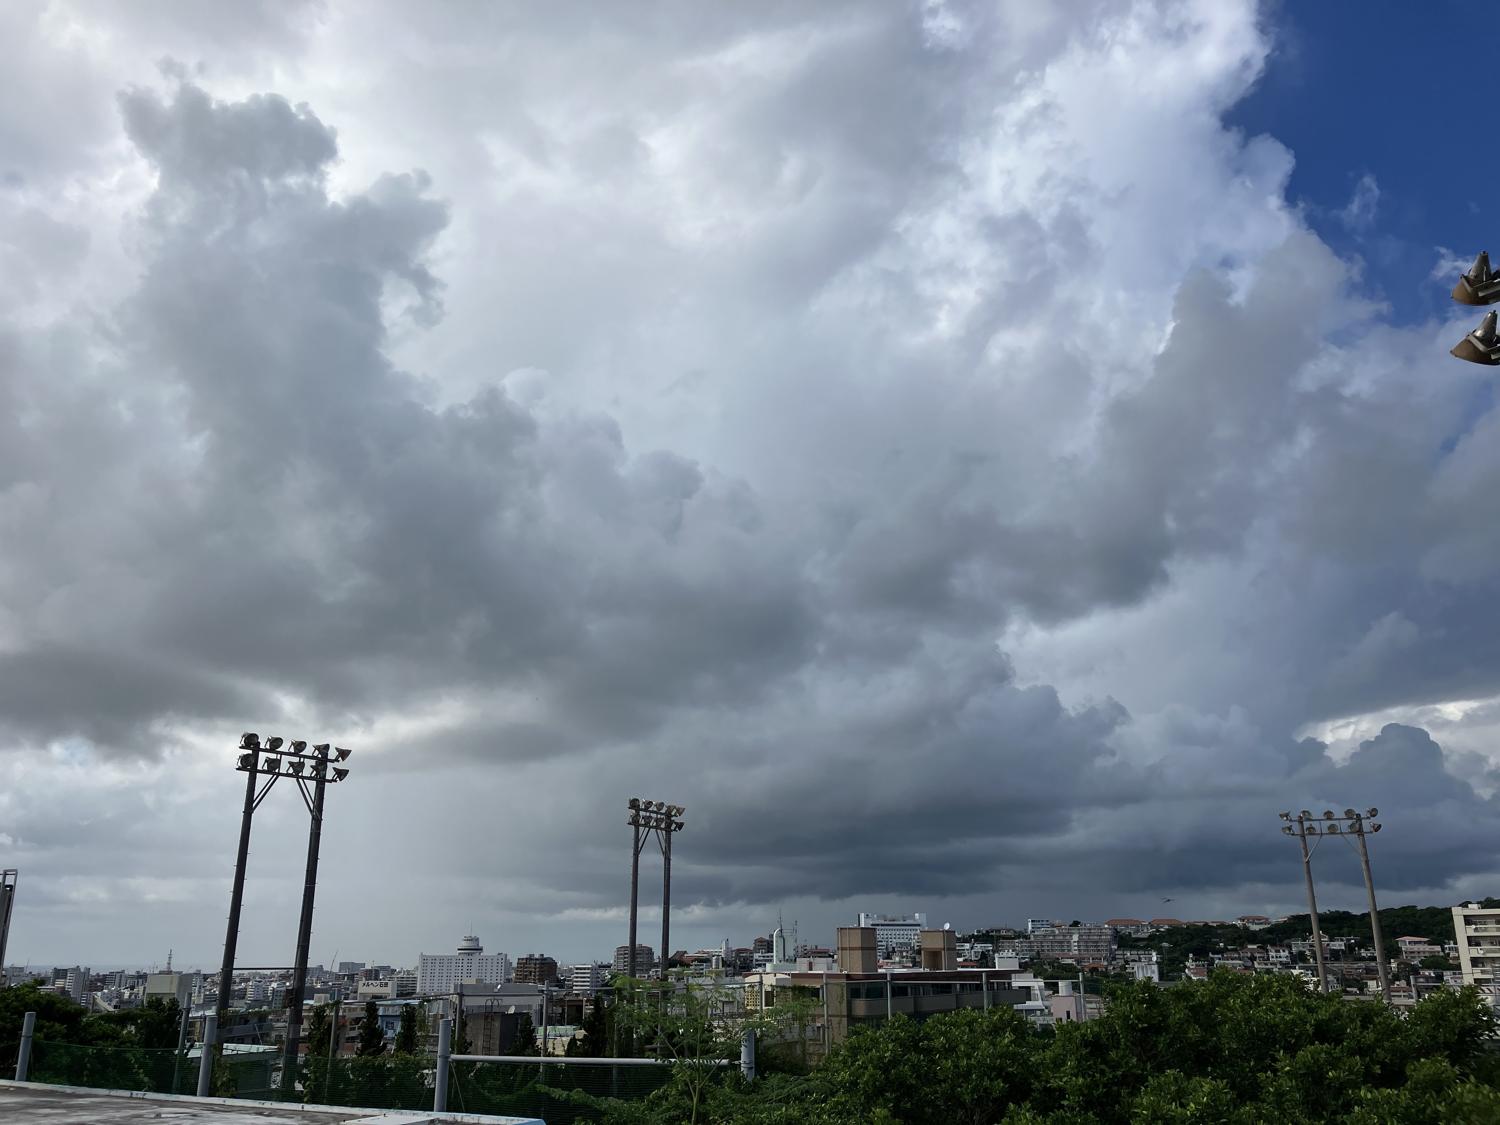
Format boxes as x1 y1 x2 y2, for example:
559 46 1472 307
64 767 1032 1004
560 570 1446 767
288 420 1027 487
448 1053 703 1066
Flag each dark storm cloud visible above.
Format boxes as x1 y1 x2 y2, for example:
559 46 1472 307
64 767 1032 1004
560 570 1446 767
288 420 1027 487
7 2 1500 966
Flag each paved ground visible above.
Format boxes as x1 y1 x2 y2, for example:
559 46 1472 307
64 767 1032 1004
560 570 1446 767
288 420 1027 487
0 1083 542 1124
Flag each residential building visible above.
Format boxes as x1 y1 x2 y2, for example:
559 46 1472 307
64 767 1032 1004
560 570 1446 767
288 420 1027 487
1026 919 1060 935
1453 903 1500 1000
415 935 511 994
514 954 559 986
59 967 91 1006
612 945 656 975
1026 925 1116 964
567 963 611 997
857 913 928 956
1395 936 1441 962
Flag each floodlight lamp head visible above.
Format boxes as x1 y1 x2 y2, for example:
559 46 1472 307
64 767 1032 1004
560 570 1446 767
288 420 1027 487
311 761 327 778
287 760 304 776
1326 823 1341 833
1345 808 1358 819
237 752 254 770
1323 810 1335 819
628 798 640 810
655 801 666 812
332 767 349 782
264 758 281 773
313 743 330 757
671 805 685 816
239 733 260 750
1367 807 1378 818
1282 826 1293 835
1279 811 1291 820
673 820 684 831
1301 810 1313 820
335 746 351 761
265 736 283 751
1371 822 1382 832
290 740 307 754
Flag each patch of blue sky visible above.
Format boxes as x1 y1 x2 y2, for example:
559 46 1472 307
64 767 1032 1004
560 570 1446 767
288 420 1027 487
1227 0 1498 325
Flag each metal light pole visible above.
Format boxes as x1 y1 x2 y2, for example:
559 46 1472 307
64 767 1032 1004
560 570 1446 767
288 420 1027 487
280 743 352 1092
217 737 262 1028
660 818 679 980
625 799 685 980
627 813 643 981
1279 811 1328 993
1345 808 1392 1004
0 869 18 984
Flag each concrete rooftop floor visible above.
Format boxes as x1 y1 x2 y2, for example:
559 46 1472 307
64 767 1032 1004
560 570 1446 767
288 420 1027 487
0 1082 543 1124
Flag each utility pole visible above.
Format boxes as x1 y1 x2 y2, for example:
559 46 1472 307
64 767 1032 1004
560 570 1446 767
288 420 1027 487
1279 811 1328 992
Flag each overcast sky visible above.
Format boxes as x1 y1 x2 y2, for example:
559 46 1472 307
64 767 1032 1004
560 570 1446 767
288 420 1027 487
4 0 1500 970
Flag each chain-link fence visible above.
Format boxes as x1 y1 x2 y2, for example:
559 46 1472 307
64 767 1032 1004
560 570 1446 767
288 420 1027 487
446 1058 701 1125
27 1040 197 1095
19 1038 719 1122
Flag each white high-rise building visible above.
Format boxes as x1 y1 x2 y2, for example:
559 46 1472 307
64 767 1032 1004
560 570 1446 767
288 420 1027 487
856 913 927 956
416 936 511 995
60 967 91 1006
567 963 611 997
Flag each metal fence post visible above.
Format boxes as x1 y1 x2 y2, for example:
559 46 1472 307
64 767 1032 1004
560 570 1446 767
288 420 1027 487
14 1011 35 1081
171 1003 190 1093
433 1016 451 1114
197 1011 217 1097
739 1026 755 1082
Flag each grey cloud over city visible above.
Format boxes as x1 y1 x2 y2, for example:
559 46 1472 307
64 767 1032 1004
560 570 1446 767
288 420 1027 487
3 0 1500 967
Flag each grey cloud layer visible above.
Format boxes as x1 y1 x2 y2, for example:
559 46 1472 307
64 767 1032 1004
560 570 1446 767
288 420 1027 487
3 1 1500 962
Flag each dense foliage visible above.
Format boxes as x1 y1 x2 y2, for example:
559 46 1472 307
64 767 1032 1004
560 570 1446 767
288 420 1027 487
0 984 185 1066
593 973 1500 1124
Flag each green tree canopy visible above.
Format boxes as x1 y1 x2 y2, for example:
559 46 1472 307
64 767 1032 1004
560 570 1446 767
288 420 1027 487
356 1000 386 1057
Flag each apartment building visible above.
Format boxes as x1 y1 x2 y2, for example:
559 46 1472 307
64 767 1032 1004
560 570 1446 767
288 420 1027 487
1452 903 1500 998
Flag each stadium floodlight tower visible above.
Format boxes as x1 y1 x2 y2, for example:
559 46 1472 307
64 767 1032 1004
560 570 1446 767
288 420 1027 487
1284 807 1390 1004
214 733 352 1092
1453 251 1500 305
625 798 686 981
